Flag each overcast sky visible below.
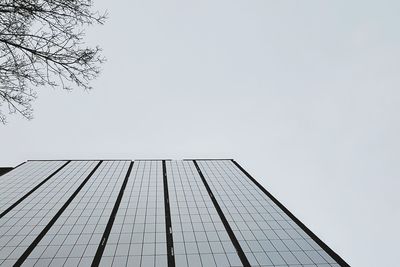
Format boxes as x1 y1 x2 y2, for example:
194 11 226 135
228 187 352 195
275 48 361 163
1 1 400 266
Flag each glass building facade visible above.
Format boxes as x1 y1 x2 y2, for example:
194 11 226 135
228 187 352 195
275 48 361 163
0 159 348 267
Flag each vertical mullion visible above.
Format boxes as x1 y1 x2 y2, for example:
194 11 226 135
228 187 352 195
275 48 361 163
91 161 134 266
193 160 250 267
162 160 176 267
14 161 103 266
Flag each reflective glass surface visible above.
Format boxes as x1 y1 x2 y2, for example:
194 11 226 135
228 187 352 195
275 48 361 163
0 161 99 267
0 159 345 267
23 160 130 267
0 161 67 214
197 160 340 267
100 160 167 267
167 161 242 267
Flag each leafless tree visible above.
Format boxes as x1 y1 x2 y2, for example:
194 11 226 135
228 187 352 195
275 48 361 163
0 0 106 124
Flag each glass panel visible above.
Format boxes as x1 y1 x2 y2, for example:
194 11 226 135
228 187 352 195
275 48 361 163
0 161 99 266
101 160 167 267
0 161 67 214
24 161 130 266
197 160 339 267
166 161 241 267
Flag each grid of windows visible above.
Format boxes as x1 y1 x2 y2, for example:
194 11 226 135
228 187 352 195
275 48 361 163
167 161 242 267
22 160 130 266
100 160 167 267
0 161 98 267
0 159 347 267
197 160 340 267
0 161 67 214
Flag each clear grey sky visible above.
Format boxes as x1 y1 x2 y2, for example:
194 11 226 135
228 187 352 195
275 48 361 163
1 1 399 266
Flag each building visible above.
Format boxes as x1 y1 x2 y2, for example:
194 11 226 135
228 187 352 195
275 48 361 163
0 159 349 267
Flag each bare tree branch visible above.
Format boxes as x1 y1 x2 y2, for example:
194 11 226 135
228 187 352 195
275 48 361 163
0 0 106 124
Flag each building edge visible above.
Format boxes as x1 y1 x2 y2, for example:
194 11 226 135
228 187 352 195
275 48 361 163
231 160 350 267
